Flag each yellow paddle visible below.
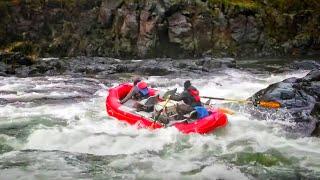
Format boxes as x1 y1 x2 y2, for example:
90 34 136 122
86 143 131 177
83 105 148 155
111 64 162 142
201 96 281 109
149 95 171 129
154 95 171 120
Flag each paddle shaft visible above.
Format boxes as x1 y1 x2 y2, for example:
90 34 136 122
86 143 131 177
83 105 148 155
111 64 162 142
201 96 281 109
154 95 171 121
201 96 250 103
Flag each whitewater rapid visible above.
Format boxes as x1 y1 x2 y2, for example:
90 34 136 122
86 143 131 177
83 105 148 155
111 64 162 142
1 68 319 179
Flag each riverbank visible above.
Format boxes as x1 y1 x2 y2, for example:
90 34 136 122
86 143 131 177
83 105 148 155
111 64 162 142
1 51 319 78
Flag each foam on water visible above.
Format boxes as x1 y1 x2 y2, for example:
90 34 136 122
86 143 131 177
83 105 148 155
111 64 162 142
0 69 319 179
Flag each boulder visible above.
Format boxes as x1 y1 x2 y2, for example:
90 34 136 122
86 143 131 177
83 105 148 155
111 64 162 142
250 70 320 137
201 58 236 71
290 60 320 70
0 52 33 66
135 60 174 76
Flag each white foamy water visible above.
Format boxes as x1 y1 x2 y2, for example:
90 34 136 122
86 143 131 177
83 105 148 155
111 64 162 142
0 69 319 179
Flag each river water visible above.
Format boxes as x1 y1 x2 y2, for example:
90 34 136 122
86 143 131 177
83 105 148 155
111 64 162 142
0 65 319 179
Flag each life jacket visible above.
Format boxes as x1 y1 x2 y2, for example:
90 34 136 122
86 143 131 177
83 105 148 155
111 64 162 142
194 106 209 119
188 88 200 103
137 81 149 97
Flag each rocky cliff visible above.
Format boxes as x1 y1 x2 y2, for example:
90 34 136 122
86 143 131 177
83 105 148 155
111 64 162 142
0 0 319 59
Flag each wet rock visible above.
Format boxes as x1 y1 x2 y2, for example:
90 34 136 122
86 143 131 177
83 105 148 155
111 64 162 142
31 60 67 76
0 62 7 76
1 56 236 77
68 57 118 75
201 58 236 71
0 52 33 66
174 60 199 71
0 52 35 76
11 59 68 77
135 60 174 76
14 66 31 77
290 60 320 70
250 70 320 137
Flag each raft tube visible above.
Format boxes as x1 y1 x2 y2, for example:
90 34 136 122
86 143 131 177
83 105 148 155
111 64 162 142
106 83 228 134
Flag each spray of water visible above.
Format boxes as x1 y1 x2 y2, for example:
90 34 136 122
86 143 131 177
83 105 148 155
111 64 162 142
1 69 319 179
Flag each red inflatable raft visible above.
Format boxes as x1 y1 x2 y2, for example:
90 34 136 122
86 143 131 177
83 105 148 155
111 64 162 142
106 83 228 134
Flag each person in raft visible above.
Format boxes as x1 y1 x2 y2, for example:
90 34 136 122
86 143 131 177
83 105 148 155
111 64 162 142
120 78 149 104
170 80 209 119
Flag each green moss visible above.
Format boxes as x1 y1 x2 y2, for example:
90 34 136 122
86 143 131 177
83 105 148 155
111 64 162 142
208 0 260 10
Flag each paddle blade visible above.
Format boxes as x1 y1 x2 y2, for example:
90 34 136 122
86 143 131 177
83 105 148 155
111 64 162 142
217 107 235 115
258 101 281 109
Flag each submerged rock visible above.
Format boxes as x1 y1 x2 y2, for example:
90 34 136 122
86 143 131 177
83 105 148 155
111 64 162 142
250 70 320 137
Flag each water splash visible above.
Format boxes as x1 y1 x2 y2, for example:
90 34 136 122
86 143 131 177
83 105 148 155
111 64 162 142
0 69 319 179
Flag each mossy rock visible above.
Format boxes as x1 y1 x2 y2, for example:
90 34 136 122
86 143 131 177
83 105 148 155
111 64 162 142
223 149 294 167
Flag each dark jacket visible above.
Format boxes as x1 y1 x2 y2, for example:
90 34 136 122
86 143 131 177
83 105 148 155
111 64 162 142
170 86 202 107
